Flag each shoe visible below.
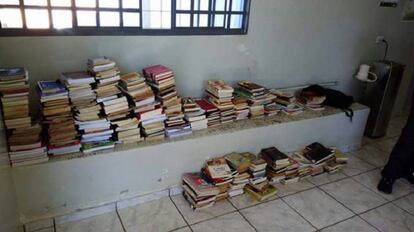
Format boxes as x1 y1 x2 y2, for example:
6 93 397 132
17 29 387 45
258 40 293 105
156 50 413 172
403 173 414 185
377 177 395 194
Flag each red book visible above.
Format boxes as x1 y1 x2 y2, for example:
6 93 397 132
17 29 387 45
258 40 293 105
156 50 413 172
195 99 218 113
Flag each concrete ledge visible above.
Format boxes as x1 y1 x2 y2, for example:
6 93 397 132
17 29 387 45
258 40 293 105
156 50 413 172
11 104 370 223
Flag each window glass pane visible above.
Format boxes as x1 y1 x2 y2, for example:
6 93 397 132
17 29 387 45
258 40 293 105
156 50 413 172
23 0 47 6
176 0 190 10
51 0 71 6
176 13 190 27
199 13 208 27
142 11 160 28
215 0 225 11
99 11 120 26
122 0 139 9
77 10 96 26
214 14 224 27
161 0 171 11
194 0 208 11
123 12 140 27
232 0 244 11
230 14 242 28
161 12 171 28
142 0 161 11
52 9 72 29
75 0 96 8
0 8 22 28
99 0 118 8
0 0 19 4
25 9 49 28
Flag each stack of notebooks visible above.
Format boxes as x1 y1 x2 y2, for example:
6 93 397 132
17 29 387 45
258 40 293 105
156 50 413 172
233 96 249 121
206 80 236 124
38 81 80 155
272 90 304 116
236 81 275 119
0 68 48 166
182 172 220 210
182 97 207 131
143 65 184 139
224 152 253 197
195 99 220 128
203 157 236 201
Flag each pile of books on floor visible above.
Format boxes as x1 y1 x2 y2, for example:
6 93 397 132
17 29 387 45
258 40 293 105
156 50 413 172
38 81 80 155
236 81 275 119
203 157 236 201
294 142 337 176
195 99 220 128
182 97 207 131
182 172 220 210
272 90 304 116
224 152 253 197
233 96 250 120
0 68 49 166
260 147 300 184
206 80 235 124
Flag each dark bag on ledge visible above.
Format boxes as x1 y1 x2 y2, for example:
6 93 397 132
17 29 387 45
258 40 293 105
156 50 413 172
303 85 354 121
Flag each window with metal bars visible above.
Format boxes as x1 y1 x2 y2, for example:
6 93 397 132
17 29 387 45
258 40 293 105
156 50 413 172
0 0 250 36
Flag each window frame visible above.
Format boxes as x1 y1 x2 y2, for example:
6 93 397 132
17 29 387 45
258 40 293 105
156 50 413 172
0 0 251 36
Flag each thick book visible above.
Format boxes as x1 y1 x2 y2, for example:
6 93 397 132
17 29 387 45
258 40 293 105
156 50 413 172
303 142 335 164
182 172 220 197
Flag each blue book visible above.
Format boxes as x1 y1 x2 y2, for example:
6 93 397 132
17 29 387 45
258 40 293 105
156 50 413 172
37 81 66 94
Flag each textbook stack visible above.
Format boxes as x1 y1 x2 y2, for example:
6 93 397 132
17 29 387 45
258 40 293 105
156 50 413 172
182 172 220 210
143 65 184 139
260 147 299 184
182 97 207 131
224 152 253 197
195 99 220 128
37 81 80 155
272 90 304 116
236 81 275 119
206 80 235 124
88 57 129 144
0 68 48 166
203 157 236 201
233 96 250 121
294 143 336 176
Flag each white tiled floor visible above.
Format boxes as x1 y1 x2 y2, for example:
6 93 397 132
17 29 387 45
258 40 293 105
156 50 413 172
31 116 414 232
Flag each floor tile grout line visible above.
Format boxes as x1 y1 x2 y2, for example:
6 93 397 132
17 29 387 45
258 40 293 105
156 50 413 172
279 196 318 231
115 205 127 232
356 215 382 232
168 195 194 232
390 196 414 217
226 197 259 232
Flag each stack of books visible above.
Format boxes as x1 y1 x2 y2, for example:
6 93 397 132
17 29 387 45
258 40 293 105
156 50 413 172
245 153 277 202
137 107 166 141
74 118 114 154
0 108 8 165
195 99 220 128
260 147 291 184
236 81 275 119
143 65 183 140
0 68 48 166
324 149 348 174
182 97 207 131
118 72 156 143
264 103 281 117
233 96 249 121
88 57 121 104
38 81 80 155
111 117 142 144
224 152 252 197
203 157 236 201
299 88 326 111
272 90 304 116
206 80 235 124
182 172 220 210
248 155 267 183
295 142 336 176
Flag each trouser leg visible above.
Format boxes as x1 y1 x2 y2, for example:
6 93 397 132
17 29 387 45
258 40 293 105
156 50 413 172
382 91 414 179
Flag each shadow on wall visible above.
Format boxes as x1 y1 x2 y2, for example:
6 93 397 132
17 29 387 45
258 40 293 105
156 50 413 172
0 167 20 232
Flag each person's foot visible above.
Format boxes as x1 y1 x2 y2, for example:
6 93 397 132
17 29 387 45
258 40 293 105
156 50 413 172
378 177 395 194
403 173 414 185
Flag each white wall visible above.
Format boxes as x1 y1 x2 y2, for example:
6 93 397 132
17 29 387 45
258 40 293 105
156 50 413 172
0 0 413 114
0 167 20 232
